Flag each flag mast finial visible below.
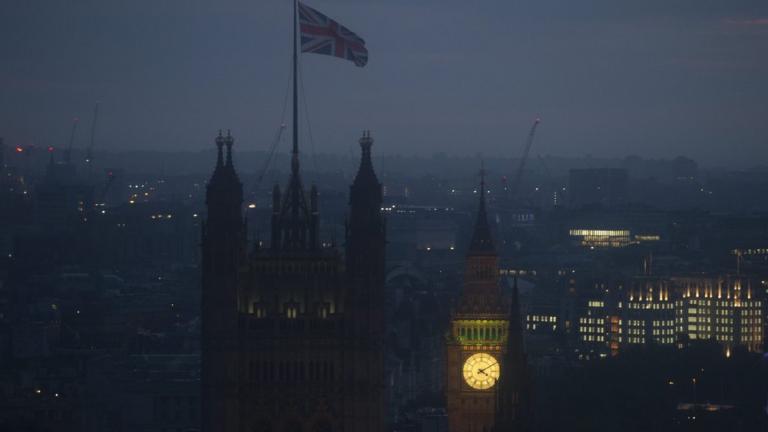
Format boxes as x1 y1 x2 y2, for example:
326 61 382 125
292 0 299 176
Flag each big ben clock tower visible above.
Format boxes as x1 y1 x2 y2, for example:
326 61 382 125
445 171 531 432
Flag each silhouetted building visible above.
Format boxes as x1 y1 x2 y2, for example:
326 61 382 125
83 354 200 432
493 278 533 432
201 130 386 432
35 151 94 227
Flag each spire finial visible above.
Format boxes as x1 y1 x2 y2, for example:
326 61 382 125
468 161 495 255
351 129 380 189
357 130 374 173
480 160 486 196
359 130 374 151
215 130 224 168
225 130 234 167
478 160 488 213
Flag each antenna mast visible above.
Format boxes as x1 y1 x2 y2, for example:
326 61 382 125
292 0 299 174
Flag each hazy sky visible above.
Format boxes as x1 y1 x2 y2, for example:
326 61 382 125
1 0 767 166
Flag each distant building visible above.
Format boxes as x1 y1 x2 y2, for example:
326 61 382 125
672 276 763 353
83 354 200 432
385 265 446 424
568 168 628 209
617 277 676 352
569 275 764 357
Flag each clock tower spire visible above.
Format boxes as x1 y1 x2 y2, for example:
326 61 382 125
445 166 508 432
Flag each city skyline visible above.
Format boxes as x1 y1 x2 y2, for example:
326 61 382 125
2 2 768 431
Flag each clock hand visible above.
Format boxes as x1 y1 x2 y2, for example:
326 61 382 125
478 362 498 374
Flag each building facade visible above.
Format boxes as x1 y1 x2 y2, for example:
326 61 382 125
570 275 764 357
201 131 385 432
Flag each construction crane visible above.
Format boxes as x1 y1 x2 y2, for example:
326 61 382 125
508 118 541 204
85 102 99 165
63 117 79 164
97 170 116 205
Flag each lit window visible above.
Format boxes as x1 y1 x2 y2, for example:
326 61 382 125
317 302 330 319
285 304 299 319
252 303 267 318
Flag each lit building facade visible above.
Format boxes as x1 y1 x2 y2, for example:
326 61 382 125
622 278 676 347
572 276 763 356
578 300 606 347
568 229 661 249
673 277 763 353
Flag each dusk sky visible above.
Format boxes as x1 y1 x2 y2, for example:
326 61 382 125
1 0 767 167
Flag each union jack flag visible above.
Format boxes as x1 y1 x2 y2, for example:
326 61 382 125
299 2 368 67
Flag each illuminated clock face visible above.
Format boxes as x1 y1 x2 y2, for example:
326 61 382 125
463 353 500 390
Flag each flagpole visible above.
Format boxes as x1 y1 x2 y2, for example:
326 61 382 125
291 0 299 176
